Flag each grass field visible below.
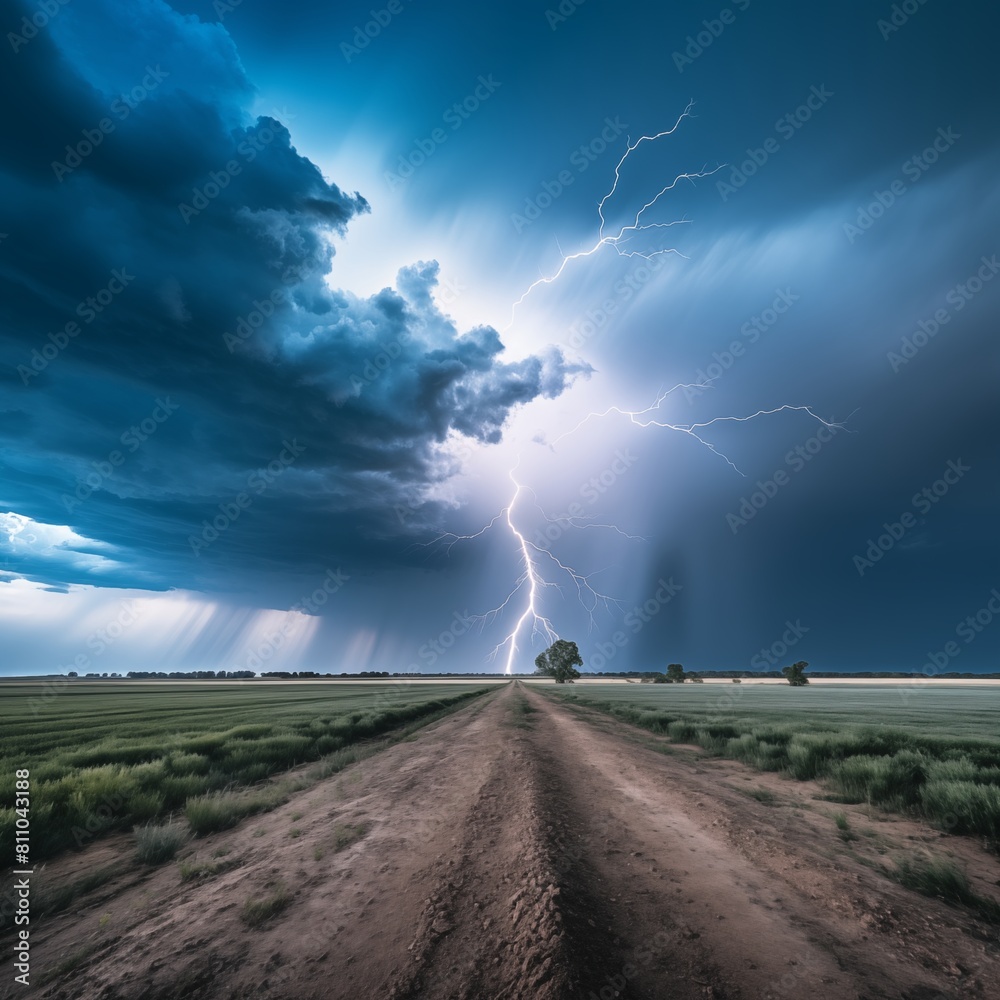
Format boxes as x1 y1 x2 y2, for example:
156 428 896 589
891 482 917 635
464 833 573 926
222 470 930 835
545 683 1000 840
0 680 492 862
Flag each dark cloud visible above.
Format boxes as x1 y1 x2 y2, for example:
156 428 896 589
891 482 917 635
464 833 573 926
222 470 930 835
0 0 589 595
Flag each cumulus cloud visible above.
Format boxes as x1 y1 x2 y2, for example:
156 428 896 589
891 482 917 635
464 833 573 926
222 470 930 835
0 0 589 596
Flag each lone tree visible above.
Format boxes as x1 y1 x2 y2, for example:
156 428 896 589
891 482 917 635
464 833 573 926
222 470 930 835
535 640 582 684
782 660 810 686
666 663 686 684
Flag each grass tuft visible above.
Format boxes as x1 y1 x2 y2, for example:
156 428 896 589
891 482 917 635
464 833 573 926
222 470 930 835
739 787 776 805
134 820 187 865
178 857 238 882
332 821 370 852
240 886 290 928
892 854 1000 923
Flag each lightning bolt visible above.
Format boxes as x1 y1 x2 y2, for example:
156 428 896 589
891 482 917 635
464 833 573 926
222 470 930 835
424 464 631 675
507 100 723 326
548 383 846 476
421 103 845 676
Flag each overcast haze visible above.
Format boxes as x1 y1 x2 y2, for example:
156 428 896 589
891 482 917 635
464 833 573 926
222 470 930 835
1 0 998 676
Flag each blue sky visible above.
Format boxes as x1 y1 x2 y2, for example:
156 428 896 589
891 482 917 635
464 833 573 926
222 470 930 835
1 0 998 675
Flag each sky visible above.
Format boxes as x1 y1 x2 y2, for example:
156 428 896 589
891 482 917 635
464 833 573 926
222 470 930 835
1 0 998 676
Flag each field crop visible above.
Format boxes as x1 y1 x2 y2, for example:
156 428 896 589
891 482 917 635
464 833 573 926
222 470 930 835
0 681 492 862
545 683 1000 839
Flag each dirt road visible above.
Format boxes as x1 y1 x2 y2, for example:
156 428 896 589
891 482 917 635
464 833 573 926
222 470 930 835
4 683 999 999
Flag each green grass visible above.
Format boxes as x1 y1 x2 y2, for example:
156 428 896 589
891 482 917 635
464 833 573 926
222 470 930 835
178 857 239 882
507 694 537 729
36 942 105 986
33 865 119 918
0 681 494 862
893 854 1000 923
332 821 370 852
739 787 776 805
240 885 290 928
134 820 187 864
833 811 857 842
543 684 1000 840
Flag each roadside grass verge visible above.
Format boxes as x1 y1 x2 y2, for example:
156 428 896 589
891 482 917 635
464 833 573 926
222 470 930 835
891 854 1000 923
0 687 490 864
183 694 487 837
543 692 1000 841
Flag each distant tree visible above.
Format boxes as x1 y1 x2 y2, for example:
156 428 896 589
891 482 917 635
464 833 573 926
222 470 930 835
67 671 77 678
535 640 583 684
666 663 686 684
782 660 810 686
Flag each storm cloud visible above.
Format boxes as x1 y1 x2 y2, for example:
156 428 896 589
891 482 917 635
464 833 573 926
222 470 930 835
0 0 589 595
